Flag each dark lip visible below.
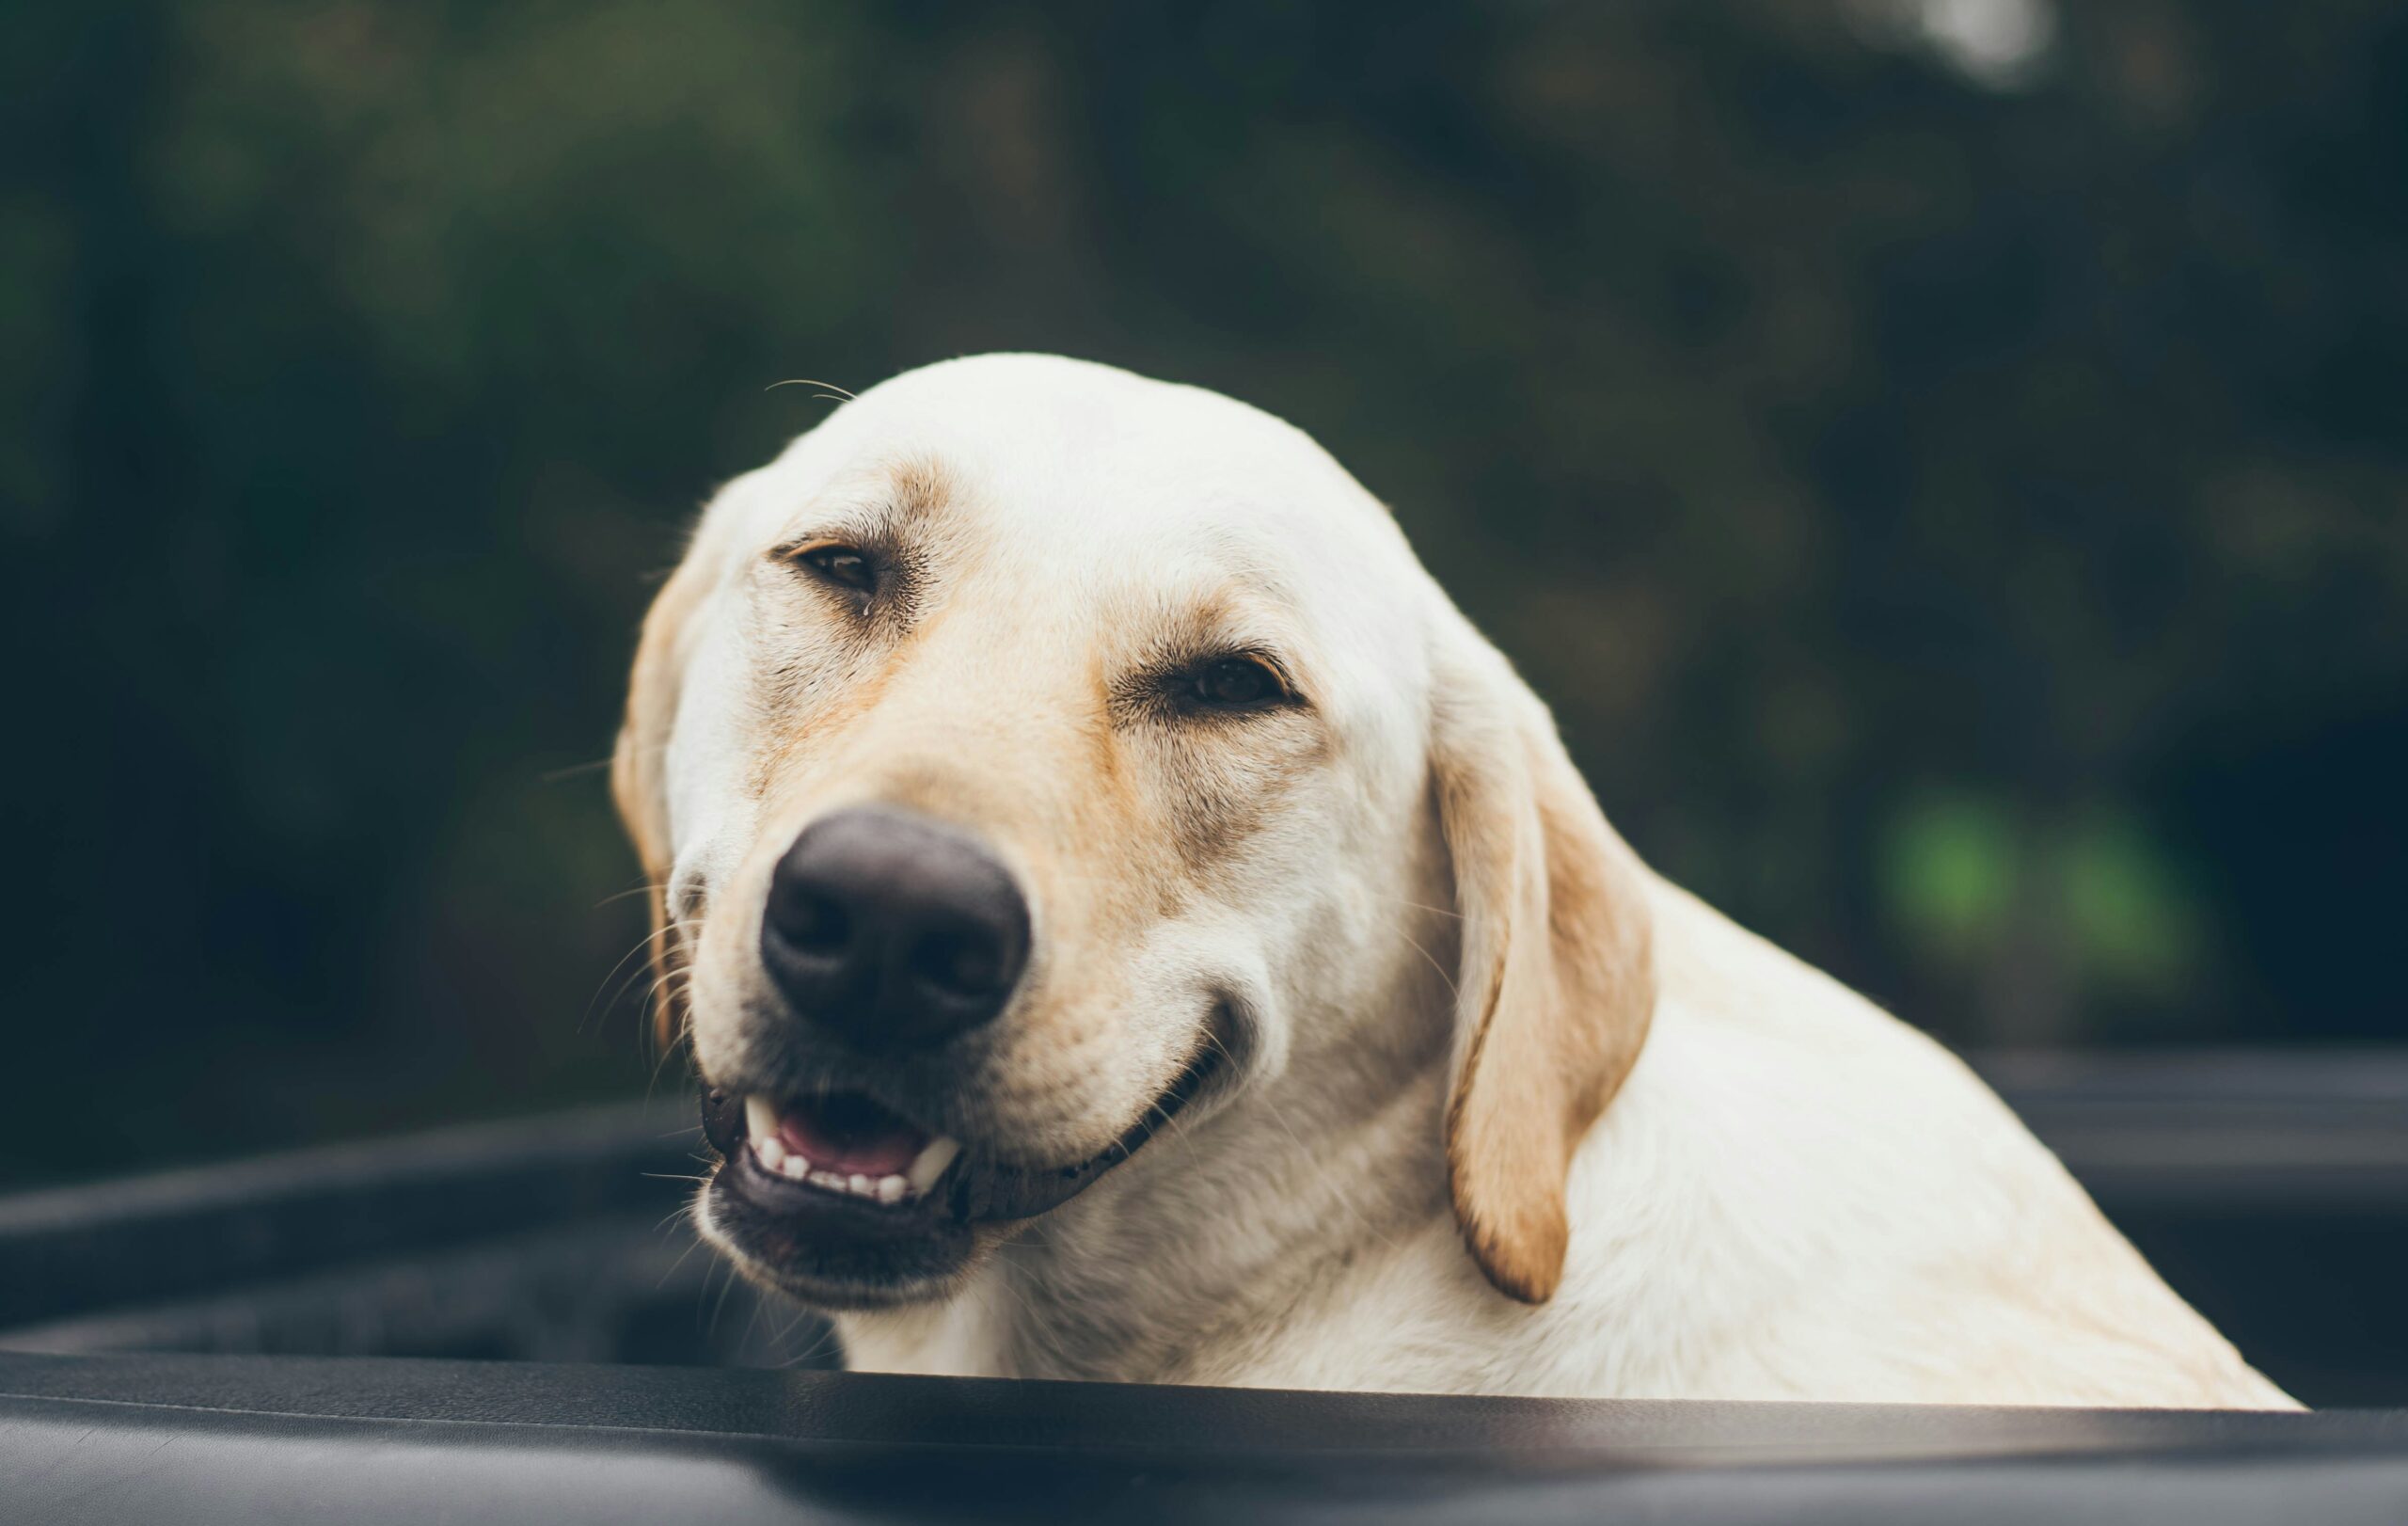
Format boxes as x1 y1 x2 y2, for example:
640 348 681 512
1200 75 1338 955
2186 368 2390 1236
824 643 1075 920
699 1041 1227 1230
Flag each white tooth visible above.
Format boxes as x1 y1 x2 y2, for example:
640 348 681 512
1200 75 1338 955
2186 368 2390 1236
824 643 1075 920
754 1135 787 1170
810 1170 847 1191
744 1096 779 1145
904 1137 960 1195
848 1173 874 1198
781 1152 812 1181
876 1174 907 1204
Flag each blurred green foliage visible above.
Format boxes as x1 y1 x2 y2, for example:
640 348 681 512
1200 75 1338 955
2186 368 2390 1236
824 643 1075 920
5 0 2404 1184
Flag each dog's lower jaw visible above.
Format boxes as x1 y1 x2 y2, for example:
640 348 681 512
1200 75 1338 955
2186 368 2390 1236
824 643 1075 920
831 1065 1456 1387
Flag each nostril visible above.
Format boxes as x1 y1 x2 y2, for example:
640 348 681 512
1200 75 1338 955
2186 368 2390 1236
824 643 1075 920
909 926 1006 997
776 890 851 955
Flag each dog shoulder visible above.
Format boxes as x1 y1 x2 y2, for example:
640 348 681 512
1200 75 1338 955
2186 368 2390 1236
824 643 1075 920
1505 881 2297 1407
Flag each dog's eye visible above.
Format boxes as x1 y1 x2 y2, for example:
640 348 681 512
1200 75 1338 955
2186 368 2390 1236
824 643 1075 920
793 543 877 596
1185 656 1285 711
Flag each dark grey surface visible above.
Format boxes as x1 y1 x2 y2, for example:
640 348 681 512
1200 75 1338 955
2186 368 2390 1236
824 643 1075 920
1979 1049 2408 1207
4 1351 2407 1525
0 1101 689 1330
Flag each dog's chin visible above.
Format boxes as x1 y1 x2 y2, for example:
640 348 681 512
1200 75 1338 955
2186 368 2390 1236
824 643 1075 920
694 1043 1225 1311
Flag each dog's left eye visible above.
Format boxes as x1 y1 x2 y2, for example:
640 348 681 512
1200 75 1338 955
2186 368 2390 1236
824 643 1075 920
1185 656 1286 711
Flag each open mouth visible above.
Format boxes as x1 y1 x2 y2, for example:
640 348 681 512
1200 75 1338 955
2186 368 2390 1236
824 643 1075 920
737 1091 962 1208
699 1042 1225 1237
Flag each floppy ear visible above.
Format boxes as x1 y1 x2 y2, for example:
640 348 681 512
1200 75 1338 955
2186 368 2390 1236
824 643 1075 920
611 546 714 1051
1432 631 1657 1304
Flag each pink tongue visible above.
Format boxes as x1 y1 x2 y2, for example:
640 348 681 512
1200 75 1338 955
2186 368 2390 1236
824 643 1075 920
777 1093 929 1177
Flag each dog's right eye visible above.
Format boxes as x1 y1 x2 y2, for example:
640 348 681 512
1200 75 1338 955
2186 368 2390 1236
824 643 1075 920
775 536 880 604
789 543 878 597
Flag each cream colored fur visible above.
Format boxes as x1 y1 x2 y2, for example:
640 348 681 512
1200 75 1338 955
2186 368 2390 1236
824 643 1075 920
617 353 2294 1408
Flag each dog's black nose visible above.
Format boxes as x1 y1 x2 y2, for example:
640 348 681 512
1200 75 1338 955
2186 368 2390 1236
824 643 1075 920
761 805 1030 1050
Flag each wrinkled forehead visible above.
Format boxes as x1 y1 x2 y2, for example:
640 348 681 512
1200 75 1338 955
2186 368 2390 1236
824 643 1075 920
721 355 1432 691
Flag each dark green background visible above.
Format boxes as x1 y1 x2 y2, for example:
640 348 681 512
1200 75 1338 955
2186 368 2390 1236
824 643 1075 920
6 1 2403 1187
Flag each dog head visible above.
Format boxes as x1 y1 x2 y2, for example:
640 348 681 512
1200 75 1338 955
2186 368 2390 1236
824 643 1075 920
614 356 1654 1309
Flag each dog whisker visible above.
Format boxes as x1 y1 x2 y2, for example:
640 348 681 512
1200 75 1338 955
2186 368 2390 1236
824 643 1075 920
766 376 858 400
593 879 673 910
1379 896 1465 921
1393 927 1460 999
653 1221 711 1292
582 916 703 1034
644 1022 696 1099
538 756 617 783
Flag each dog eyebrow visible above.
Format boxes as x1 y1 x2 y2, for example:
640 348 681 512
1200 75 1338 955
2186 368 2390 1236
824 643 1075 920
768 453 958 555
881 453 954 524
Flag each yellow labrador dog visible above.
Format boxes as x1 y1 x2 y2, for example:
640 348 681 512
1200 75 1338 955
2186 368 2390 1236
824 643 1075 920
614 354 2291 1407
